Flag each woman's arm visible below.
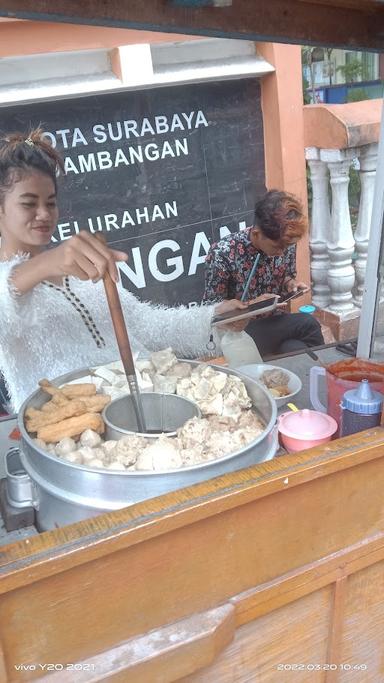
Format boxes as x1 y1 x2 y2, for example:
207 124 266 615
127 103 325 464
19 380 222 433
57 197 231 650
0 255 43 325
8 250 55 294
118 288 250 358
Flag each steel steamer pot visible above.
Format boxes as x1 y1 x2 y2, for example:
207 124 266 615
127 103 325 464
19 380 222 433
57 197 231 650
15 362 278 531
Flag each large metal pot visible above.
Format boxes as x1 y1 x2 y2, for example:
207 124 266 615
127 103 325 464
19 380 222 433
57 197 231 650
16 362 278 531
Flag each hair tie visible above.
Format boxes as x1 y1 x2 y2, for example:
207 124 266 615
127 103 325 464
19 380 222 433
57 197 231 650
25 138 34 147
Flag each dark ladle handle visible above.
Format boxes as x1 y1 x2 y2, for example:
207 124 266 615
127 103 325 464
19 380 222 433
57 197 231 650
96 235 147 433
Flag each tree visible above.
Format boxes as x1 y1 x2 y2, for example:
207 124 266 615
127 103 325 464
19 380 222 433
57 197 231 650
301 47 317 104
337 58 364 84
302 75 311 104
324 47 334 86
301 46 333 102
347 88 368 102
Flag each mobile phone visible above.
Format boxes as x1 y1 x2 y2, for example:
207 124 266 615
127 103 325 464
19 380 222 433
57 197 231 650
211 296 278 326
281 288 310 303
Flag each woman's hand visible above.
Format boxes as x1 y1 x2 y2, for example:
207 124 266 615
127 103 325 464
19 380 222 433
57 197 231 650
47 232 128 283
10 232 128 295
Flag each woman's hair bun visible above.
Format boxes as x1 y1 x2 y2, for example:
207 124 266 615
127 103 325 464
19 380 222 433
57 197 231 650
0 127 65 201
0 127 64 173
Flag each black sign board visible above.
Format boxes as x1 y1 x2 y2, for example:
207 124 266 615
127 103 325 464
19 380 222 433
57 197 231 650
0 78 265 305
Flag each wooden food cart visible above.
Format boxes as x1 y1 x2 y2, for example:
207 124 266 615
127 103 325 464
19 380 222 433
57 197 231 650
1 428 384 681
1 1 384 681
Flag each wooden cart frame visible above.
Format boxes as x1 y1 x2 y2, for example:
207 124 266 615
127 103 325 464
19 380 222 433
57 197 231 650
1 429 383 681
0 2 384 680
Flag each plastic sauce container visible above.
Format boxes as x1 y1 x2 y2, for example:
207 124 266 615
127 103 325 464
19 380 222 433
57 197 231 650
310 357 384 429
278 408 338 452
340 379 383 437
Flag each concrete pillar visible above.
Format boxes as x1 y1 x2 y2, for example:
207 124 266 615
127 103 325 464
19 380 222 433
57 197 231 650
306 148 331 308
354 142 379 306
257 43 310 300
321 148 357 315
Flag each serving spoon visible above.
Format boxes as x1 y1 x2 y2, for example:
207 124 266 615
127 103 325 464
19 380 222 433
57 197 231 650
96 235 147 433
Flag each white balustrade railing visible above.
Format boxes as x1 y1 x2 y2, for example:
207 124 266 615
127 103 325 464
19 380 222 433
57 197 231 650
305 142 379 317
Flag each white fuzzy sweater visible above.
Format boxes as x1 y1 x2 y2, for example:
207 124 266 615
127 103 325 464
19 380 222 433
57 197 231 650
0 255 218 412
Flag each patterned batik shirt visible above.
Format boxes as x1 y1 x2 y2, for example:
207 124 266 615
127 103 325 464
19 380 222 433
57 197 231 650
203 228 297 303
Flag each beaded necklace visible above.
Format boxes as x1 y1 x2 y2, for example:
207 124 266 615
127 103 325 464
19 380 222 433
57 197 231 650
43 276 106 349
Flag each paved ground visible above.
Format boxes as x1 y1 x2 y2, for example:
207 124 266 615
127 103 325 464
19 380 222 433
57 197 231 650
271 346 346 411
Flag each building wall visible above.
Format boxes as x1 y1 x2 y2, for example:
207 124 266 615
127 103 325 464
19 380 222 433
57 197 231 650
258 43 310 290
0 20 309 303
0 19 200 57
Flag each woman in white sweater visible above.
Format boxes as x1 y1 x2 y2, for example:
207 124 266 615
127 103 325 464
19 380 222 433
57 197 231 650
0 129 252 412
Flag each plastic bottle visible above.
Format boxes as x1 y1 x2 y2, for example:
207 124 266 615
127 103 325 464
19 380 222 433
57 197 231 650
340 379 383 437
221 330 263 368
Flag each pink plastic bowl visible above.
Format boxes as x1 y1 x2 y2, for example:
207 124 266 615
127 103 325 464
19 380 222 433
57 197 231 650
278 408 338 452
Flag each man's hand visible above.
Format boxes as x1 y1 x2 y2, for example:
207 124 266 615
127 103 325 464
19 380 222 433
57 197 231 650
285 279 309 294
214 294 279 331
214 299 248 330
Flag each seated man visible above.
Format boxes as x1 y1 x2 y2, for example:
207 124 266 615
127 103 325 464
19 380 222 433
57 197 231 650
203 190 324 357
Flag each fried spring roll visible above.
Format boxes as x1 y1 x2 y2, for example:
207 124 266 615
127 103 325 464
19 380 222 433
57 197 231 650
43 395 108 413
52 393 70 406
37 413 104 443
79 394 111 412
41 400 59 413
25 407 40 420
25 400 87 432
38 380 70 406
39 379 64 396
39 378 97 400
61 383 97 398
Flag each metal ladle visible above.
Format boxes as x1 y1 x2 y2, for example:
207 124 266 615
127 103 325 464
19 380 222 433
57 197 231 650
97 237 146 433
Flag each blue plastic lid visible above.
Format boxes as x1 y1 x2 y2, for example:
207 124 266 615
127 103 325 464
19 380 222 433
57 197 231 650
342 379 383 414
299 305 316 314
